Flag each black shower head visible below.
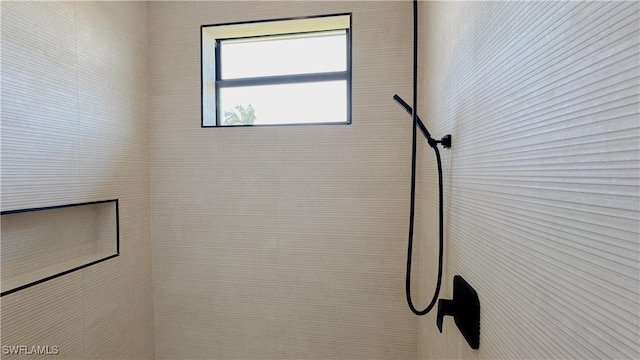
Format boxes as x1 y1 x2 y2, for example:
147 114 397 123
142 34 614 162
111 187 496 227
393 94 451 149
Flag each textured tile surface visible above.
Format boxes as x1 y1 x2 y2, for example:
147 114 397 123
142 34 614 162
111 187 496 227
149 1 417 359
1 2 154 359
416 2 640 359
4 2 633 359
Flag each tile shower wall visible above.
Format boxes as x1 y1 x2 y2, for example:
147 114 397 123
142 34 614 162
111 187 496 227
416 2 640 359
1 2 154 359
149 2 418 359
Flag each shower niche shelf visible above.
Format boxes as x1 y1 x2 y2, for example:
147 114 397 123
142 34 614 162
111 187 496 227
1 199 119 296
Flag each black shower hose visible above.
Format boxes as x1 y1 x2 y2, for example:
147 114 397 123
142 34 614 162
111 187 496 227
404 0 444 316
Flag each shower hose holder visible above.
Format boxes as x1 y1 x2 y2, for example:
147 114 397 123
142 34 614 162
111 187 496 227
437 275 480 349
438 134 452 148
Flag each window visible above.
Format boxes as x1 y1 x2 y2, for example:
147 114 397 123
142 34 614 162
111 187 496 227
201 14 351 127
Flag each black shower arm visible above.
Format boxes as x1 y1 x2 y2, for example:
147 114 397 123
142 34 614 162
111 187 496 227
393 94 451 149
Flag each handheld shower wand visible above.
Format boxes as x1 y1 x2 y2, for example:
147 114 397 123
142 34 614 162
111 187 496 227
394 0 450 317
392 95 451 149
395 2 479 350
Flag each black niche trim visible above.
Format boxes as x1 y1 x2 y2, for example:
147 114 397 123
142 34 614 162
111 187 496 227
1 199 120 297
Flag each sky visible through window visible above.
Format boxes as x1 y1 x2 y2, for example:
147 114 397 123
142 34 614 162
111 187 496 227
219 31 347 125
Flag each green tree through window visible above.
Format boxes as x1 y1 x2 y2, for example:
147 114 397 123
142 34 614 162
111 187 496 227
223 104 256 125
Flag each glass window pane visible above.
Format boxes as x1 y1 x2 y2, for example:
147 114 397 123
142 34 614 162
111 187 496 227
219 81 347 125
220 30 347 79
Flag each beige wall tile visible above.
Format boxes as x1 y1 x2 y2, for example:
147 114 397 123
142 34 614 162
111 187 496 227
5 1 635 359
416 2 640 359
0 1 80 210
1 1 153 359
0 272 85 360
149 1 417 359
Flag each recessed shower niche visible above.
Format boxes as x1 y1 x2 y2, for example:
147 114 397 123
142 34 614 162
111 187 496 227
1 200 119 296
